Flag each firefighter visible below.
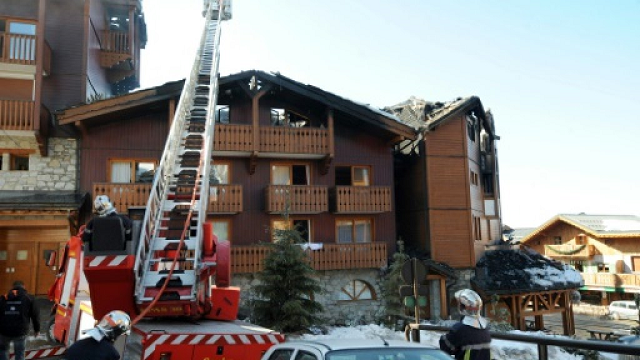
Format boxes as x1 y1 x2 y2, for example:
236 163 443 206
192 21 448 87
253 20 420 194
65 310 131 360
0 280 40 360
439 289 491 360
82 195 132 244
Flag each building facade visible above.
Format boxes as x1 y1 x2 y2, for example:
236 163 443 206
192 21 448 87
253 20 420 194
0 0 146 294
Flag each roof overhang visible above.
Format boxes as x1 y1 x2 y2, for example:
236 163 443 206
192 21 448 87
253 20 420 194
0 191 86 211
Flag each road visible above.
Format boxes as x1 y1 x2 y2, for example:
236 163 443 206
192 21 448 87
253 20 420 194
542 312 638 340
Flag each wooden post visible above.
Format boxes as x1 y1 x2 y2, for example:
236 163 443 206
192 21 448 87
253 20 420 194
34 0 45 134
128 7 135 59
440 278 447 319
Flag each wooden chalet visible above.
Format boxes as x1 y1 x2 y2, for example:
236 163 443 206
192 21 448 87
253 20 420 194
0 0 146 294
388 97 502 268
57 70 417 277
520 214 640 304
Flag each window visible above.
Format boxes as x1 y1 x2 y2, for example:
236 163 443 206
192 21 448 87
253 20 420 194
271 164 309 185
466 114 477 142
473 216 481 241
483 174 493 194
11 155 29 171
553 236 562 245
216 105 230 124
210 163 229 184
294 351 317 360
272 218 311 243
267 349 294 360
336 219 372 243
270 108 308 127
5 20 36 61
338 280 376 301
212 219 230 242
335 166 371 186
109 159 157 183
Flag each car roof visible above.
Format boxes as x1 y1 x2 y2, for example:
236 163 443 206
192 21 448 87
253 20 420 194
276 338 439 352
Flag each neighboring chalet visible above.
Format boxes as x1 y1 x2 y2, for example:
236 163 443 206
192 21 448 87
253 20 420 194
386 97 502 273
520 214 640 305
0 0 146 294
56 70 417 325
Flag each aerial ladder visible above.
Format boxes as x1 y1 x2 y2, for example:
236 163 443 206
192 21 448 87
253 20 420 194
39 2 285 359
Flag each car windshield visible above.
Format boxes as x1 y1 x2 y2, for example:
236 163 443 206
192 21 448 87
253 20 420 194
326 348 451 360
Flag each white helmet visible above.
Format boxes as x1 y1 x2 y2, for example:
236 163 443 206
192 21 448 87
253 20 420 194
94 195 116 216
455 289 488 329
88 310 131 342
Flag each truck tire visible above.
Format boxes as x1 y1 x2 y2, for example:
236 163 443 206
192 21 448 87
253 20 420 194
46 315 60 344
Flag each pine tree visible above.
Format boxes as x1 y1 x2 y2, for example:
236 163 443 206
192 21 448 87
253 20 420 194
381 239 410 325
252 213 323 333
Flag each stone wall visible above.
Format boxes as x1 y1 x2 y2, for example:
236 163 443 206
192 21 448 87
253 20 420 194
0 136 77 191
233 269 386 326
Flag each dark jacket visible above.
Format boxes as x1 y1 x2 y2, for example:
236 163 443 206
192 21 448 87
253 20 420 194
440 321 491 360
65 337 120 360
0 286 40 337
82 212 133 243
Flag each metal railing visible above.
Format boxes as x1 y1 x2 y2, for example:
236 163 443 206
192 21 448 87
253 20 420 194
405 324 640 359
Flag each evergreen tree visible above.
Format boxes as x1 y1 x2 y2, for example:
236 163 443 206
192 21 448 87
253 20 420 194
252 213 323 333
381 239 410 324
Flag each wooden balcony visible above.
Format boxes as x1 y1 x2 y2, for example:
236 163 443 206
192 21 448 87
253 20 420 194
0 99 35 131
265 185 328 214
333 186 392 213
259 126 329 155
100 30 131 68
544 244 595 259
93 183 151 213
0 33 36 65
231 242 387 274
582 273 640 289
209 184 243 213
214 124 253 152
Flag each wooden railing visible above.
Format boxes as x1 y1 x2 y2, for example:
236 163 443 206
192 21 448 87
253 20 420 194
334 186 392 213
582 273 640 289
259 126 329 155
209 184 243 213
0 99 35 130
265 185 328 214
93 183 152 213
214 124 253 151
544 244 595 258
101 30 130 53
0 33 36 65
231 242 387 274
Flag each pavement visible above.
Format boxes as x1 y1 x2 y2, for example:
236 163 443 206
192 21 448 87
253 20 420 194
24 296 57 350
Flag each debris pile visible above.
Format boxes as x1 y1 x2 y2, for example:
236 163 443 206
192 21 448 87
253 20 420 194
474 248 583 292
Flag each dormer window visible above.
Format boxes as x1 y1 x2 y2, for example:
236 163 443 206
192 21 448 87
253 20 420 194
270 108 308 127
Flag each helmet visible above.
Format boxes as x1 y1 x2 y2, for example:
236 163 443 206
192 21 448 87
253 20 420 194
94 195 116 216
96 310 131 341
455 289 488 329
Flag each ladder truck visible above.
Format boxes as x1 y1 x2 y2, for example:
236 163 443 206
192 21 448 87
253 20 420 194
39 1 284 359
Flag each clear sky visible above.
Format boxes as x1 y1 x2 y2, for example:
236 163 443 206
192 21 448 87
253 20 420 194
141 0 640 229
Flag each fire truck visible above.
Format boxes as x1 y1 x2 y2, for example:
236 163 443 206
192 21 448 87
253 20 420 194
32 1 285 359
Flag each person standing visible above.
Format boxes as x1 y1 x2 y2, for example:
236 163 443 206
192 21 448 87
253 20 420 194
0 280 40 360
82 195 133 244
439 289 491 360
65 310 130 360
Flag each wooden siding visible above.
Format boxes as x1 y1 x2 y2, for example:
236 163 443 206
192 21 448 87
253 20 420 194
429 209 472 267
265 185 328 214
0 99 34 130
427 156 467 208
426 116 465 156
582 273 640 289
544 244 596 259
333 186 391 213
86 0 111 97
230 242 387 274
0 79 33 100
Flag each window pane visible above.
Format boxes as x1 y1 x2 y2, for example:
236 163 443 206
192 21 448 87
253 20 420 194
337 220 353 243
211 164 229 184
135 162 155 183
291 165 309 185
9 22 36 35
0 251 6 261
353 167 369 186
272 165 290 185
354 220 371 243
293 219 310 242
216 105 230 124
111 161 131 183
335 166 351 186
16 250 28 261
12 155 29 171
270 108 285 126
272 220 289 242
212 221 229 242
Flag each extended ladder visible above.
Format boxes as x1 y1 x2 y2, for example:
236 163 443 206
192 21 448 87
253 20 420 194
133 0 231 314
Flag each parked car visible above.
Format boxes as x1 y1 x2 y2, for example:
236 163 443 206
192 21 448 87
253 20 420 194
609 300 639 320
261 338 451 360
617 335 640 360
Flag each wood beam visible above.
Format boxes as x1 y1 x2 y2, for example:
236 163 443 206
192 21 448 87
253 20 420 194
0 149 36 155
0 219 69 227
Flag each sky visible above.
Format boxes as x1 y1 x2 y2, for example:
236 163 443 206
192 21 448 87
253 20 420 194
141 0 640 229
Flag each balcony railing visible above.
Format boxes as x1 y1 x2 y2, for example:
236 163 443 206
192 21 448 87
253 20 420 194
544 244 595 259
214 124 253 152
93 183 152 213
0 99 35 131
101 30 130 54
334 186 392 213
209 184 243 213
230 242 387 274
582 273 640 289
0 33 36 65
259 126 329 155
265 185 328 214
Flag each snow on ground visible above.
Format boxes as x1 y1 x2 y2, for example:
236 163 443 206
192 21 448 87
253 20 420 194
299 324 586 360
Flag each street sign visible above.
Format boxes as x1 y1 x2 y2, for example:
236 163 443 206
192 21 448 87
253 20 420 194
401 258 427 284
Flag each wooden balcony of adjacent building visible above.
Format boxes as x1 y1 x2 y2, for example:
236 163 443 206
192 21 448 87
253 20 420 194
231 242 387 274
333 186 392 213
544 244 596 259
582 272 640 289
100 30 132 69
214 124 330 157
0 32 51 75
265 185 328 214
93 183 243 214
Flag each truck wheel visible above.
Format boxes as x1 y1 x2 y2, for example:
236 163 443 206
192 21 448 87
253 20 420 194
46 315 60 344
611 312 620 320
